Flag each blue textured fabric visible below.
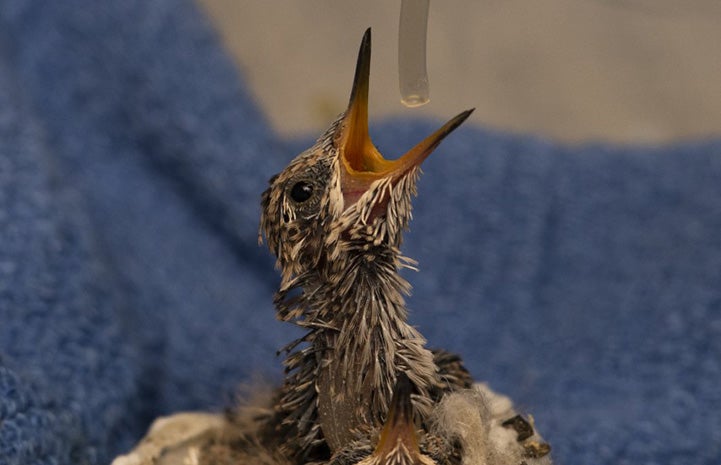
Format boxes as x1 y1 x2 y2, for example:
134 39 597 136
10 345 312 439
0 1 720 464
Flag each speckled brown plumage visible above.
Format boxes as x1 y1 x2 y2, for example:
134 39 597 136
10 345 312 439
254 28 474 464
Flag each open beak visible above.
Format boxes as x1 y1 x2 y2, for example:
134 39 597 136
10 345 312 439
336 28 474 206
373 373 420 459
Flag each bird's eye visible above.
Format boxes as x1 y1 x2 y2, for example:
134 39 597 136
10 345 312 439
290 181 313 203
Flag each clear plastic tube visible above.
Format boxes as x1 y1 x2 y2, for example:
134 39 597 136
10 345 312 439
398 0 430 107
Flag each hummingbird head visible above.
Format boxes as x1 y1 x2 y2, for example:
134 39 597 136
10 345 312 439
260 28 473 285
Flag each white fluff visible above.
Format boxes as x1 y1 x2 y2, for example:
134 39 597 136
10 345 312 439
110 412 225 465
430 383 552 465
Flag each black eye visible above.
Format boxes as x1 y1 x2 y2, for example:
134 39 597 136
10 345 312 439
290 181 313 202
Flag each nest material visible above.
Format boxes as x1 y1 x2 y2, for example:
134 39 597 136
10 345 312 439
112 383 551 465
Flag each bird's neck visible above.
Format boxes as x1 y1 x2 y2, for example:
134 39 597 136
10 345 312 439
274 234 438 454
308 247 437 451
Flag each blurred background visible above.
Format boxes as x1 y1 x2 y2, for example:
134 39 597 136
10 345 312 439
199 0 721 144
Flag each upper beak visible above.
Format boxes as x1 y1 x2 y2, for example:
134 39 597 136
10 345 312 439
374 373 420 459
336 28 474 205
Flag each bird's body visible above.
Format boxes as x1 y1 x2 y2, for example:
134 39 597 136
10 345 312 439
113 28 552 465
266 145 441 453
258 29 474 462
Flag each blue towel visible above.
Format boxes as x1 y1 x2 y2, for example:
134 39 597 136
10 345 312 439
1 1 719 464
